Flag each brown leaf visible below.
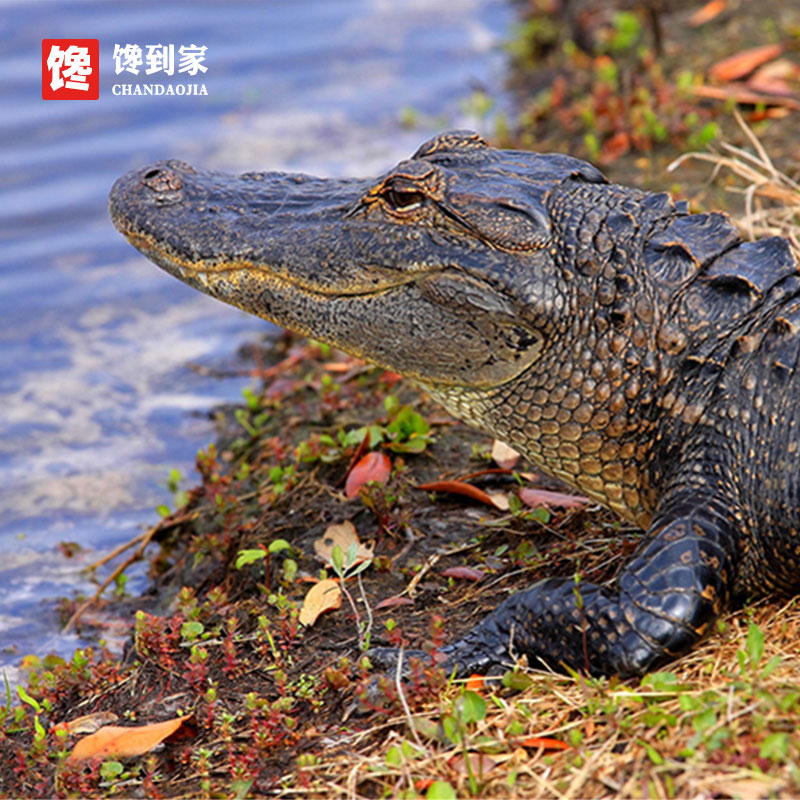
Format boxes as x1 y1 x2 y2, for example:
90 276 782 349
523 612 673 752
688 0 726 27
313 520 374 567
710 778 784 798
747 58 799 96
68 716 187 762
55 711 119 737
299 579 342 626
448 752 498 775
491 440 520 469
345 451 391 498
691 82 800 110
375 595 414 610
323 361 354 372
441 566 485 582
708 44 783 83
417 479 508 510
518 487 590 509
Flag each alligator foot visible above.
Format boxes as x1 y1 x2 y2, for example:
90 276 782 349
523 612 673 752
370 489 739 680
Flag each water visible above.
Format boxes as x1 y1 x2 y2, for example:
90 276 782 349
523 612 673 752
0 0 512 680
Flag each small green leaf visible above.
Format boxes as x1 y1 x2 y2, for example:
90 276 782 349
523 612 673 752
268 539 292 554
427 780 457 799
691 708 717 733
760 732 789 762
235 549 267 569
17 686 40 713
281 558 298 583
100 760 123 781
641 671 681 693
638 739 664 765
456 690 487 724
746 622 764 666
385 745 402 766
502 671 533 692
231 779 254 798
331 544 344 574
345 541 359 570
181 621 204 641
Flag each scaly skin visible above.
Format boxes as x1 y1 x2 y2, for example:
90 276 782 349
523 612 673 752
109 131 800 677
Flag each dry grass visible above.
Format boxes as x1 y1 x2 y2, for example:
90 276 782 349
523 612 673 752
289 602 800 799
669 110 800 258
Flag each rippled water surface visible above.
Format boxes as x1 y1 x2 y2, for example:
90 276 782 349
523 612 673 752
0 0 512 679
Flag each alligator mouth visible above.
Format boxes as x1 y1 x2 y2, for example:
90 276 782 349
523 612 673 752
119 226 433 300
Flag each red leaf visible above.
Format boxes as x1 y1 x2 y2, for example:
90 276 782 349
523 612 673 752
465 674 486 691
441 566 485 582
518 488 590 509
708 44 783 83
416 479 506 509
519 736 570 751
345 451 391 498
688 0 726 27
599 131 630 165
375 595 414 610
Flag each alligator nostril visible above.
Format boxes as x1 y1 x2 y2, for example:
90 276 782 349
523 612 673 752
142 166 182 193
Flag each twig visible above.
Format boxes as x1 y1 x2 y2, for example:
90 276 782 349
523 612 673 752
64 511 196 631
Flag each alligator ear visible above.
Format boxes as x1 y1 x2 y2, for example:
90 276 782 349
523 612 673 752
413 130 489 159
450 196 551 251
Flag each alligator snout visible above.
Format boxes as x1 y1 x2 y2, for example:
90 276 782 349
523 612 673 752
109 160 197 231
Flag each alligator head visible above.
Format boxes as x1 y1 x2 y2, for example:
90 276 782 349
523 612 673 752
109 131 697 525
109 131 609 387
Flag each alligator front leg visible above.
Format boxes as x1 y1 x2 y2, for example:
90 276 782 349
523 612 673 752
371 491 739 678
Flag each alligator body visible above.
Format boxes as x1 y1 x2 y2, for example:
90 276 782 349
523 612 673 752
110 132 800 677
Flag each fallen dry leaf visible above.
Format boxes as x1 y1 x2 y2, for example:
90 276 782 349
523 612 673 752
518 736 571 751
299 579 342 626
417 479 508 510
345 451 391 498
491 440 520 469
465 674 486 691
441 566 485 582
691 82 800 110
313 520 374 567
747 58 799 96
708 44 783 83
68 716 186 762
518 487 590 509
323 361 354 372
448 752 499 776
709 777 784 799
55 711 119 737
688 0 726 27
375 595 414 610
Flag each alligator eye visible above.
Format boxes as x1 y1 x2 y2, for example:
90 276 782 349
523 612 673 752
384 187 426 212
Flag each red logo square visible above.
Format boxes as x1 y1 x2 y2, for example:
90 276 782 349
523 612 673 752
42 39 99 100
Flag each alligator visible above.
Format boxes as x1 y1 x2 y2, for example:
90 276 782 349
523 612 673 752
109 131 800 678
